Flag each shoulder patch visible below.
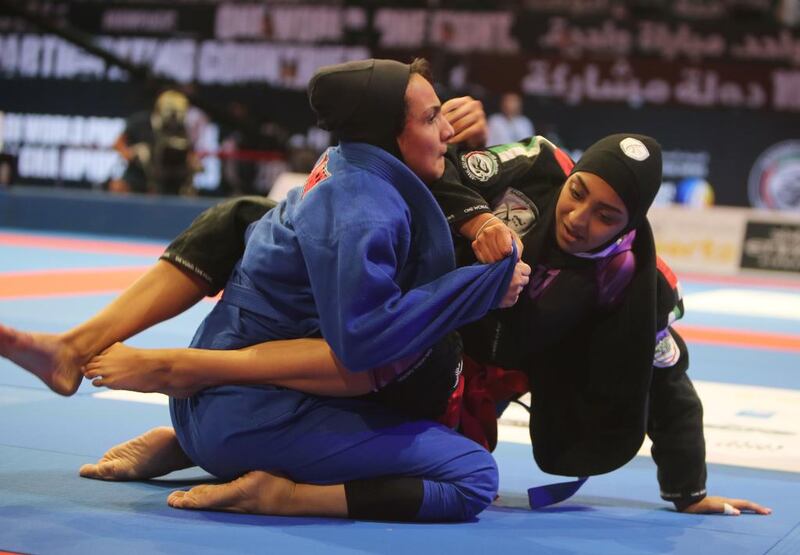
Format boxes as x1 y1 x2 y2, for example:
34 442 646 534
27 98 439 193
460 150 499 183
491 188 539 237
302 151 331 197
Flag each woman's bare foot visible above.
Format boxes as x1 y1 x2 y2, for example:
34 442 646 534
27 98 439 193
79 427 193 481
168 471 297 515
167 470 348 518
0 324 87 396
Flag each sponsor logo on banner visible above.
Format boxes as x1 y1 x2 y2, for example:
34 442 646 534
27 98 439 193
648 206 745 275
748 141 800 210
740 220 800 273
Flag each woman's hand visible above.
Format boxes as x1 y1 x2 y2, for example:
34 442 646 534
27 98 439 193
83 343 198 398
442 96 488 149
681 495 772 516
499 260 531 308
460 213 523 263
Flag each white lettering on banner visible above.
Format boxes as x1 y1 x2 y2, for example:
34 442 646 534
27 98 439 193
101 9 178 34
522 60 671 106
150 39 195 83
270 6 343 43
731 30 800 66
662 151 710 178
18 146 60 179
0 35 18 72
2 32 368 86
430 11 517 53
374 9 426 48
539 17 631 58
3 113 124 148
197 42 368 88
772 70 800 111
61 148 120 182
675 69 767 109
638 21 726 62
522 59 769 110
215 4 265 40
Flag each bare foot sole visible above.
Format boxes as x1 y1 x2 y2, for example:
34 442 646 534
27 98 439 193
168 470 295 515
79 427 193 481
0 325 85 396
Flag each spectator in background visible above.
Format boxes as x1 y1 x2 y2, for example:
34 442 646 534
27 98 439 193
487 92 534 146
109 90 199 196
219 100 290 196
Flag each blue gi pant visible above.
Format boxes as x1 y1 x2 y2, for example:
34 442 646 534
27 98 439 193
171 385 498 521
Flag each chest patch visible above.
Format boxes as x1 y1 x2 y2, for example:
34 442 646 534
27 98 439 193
302 151 331 197
491 188 539 236
461 150 499 183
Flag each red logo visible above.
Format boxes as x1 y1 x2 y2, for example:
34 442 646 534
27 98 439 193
302 152 331 197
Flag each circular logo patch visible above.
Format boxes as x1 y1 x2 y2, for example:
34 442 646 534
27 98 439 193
748 141 800 210
491 188 539 237
619 137 649 161
461 151 499 183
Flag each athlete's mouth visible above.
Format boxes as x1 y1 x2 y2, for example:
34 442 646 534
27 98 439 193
563 222 582 242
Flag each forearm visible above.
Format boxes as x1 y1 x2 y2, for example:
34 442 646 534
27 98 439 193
154 338 373 396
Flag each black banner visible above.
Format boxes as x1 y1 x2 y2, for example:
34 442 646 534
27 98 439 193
740 221 800 273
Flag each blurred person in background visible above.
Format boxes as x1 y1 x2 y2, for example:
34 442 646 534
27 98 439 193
487 92 534 146
110 90 200 196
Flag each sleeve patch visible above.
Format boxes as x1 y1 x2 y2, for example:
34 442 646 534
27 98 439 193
654 330 681 368
460 150 500 183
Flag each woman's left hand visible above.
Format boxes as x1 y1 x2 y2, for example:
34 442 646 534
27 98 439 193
681 495 772 516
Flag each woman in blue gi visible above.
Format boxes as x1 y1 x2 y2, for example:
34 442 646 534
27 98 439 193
0 59 531 522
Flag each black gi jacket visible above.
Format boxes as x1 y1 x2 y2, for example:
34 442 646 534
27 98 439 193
161 137 706 509
431 137 707 509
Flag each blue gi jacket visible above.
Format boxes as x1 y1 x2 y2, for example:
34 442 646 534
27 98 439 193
198 142 516 372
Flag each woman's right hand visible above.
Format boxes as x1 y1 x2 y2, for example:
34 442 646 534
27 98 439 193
499 261 531 308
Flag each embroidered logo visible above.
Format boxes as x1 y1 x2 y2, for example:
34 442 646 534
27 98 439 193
619 137 649 161
491 188 539 236
302 151 331 197
461 150 499 183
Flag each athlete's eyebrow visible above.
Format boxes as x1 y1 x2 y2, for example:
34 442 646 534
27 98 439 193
424 105 442 119
574 174 625 215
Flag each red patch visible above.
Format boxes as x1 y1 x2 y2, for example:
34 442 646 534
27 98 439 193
553 147 575 176
656 255 679 289
302 152 331 197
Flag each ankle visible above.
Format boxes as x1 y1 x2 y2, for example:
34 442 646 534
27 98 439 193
61 326 108 362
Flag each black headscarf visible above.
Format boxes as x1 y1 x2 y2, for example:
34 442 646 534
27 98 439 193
570 133 662 232
307 59 411 158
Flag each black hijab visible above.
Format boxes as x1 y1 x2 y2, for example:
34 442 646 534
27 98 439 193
307 59 411 158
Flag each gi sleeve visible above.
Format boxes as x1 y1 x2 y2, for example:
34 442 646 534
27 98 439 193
647 328 708 511
431 137 572 231
649 259 706 510
299 223 518 373
160 196 276 295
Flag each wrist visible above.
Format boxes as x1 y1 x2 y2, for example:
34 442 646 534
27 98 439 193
459 213 497 240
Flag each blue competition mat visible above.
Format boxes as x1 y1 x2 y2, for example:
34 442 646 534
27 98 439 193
1 229 798 555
